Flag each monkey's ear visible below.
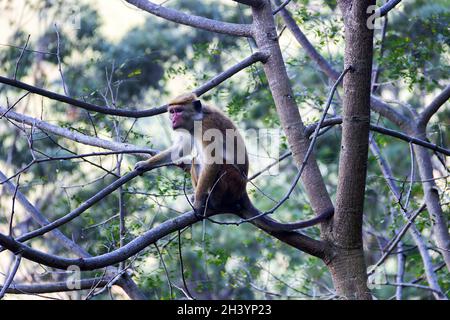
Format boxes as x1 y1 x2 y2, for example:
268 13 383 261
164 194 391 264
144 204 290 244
192 100 202 112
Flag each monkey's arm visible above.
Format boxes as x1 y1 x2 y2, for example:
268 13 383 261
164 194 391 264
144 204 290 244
135 134 192 171
134 147 176 171
193 164 220 209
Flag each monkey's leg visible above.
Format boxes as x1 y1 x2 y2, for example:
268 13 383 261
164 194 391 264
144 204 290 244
193 164 220 211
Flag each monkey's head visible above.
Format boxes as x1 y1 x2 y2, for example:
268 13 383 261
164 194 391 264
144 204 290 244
168 93 203 131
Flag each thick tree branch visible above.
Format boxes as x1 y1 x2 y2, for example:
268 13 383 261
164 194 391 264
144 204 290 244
370 95 409 128
0 278 111 295
0 210 200 270
0 204 330 270
0 106 156 155
377 0 402 18
276 2 340 80
124 0 253 37
251 0 334 227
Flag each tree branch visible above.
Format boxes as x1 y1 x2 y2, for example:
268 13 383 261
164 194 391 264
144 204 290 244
377 0 402 18
194 51 269 96
0 170 144 247
0 106 156 155
277 5 410 128
125 0 253 37
0 254 22 299
0 75 168 118
0 210 200 270
1 278 111 295
0 202 331 271
305 117 450 156
0 170 90 257
0 51 267 119
232 0 264 8
0 170 147 299
418 84 450 128
276 2 339 80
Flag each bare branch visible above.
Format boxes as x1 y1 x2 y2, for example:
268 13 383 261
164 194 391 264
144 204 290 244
0 105 157 155
370 96 410 129
194 51 269 96
377 0 402 18
0 210 200 270
13 34 30 80
1 170 143 246
248 67 351 220
1 278 111 295
0 203 331 270
272 0 292 15
0 254 22 299
177 230 195 300
125 0 253 37
278 5 410 128
232 0 264 8
305 117 450 156
0 169 146 299
368 139 446 300
0 170 90 257
0 51 267 118
277 3 339 80
0 75 167 118
418 84 450 128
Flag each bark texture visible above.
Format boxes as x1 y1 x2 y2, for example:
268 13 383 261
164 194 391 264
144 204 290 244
251 0 334 220
413 126 450 271
328 0 375 299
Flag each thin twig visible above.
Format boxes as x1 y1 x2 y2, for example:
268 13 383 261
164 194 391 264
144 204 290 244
9 174 21 236
178 230 195 300
13 34 30 80
0 254 22 299
53 24 69 96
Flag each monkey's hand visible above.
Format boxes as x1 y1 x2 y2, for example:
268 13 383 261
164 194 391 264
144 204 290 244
134 160 151 174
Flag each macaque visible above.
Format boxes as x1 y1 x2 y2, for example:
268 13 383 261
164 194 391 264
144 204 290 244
135 93 333 231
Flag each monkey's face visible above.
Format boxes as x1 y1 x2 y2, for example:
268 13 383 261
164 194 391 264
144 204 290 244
168 105 185 130
168 102 202 131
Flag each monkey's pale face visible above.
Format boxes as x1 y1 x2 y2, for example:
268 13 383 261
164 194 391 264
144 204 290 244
168 105 185 130
168 103 201 131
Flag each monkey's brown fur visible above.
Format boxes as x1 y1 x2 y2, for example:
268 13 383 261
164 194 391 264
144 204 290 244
135 93 334 230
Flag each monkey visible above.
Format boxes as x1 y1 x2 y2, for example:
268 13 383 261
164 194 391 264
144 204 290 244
134 93 334 231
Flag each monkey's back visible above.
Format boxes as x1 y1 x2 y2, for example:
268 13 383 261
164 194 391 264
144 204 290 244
192 104 249 208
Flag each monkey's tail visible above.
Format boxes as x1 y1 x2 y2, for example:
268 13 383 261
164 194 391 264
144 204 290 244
238 194 333 232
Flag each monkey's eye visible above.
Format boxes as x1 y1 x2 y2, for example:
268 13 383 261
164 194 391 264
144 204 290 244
169 109 175 114
171 107 183 113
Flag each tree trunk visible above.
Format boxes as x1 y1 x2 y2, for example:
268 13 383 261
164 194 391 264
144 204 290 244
251 0 334 222
328 0 375 299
